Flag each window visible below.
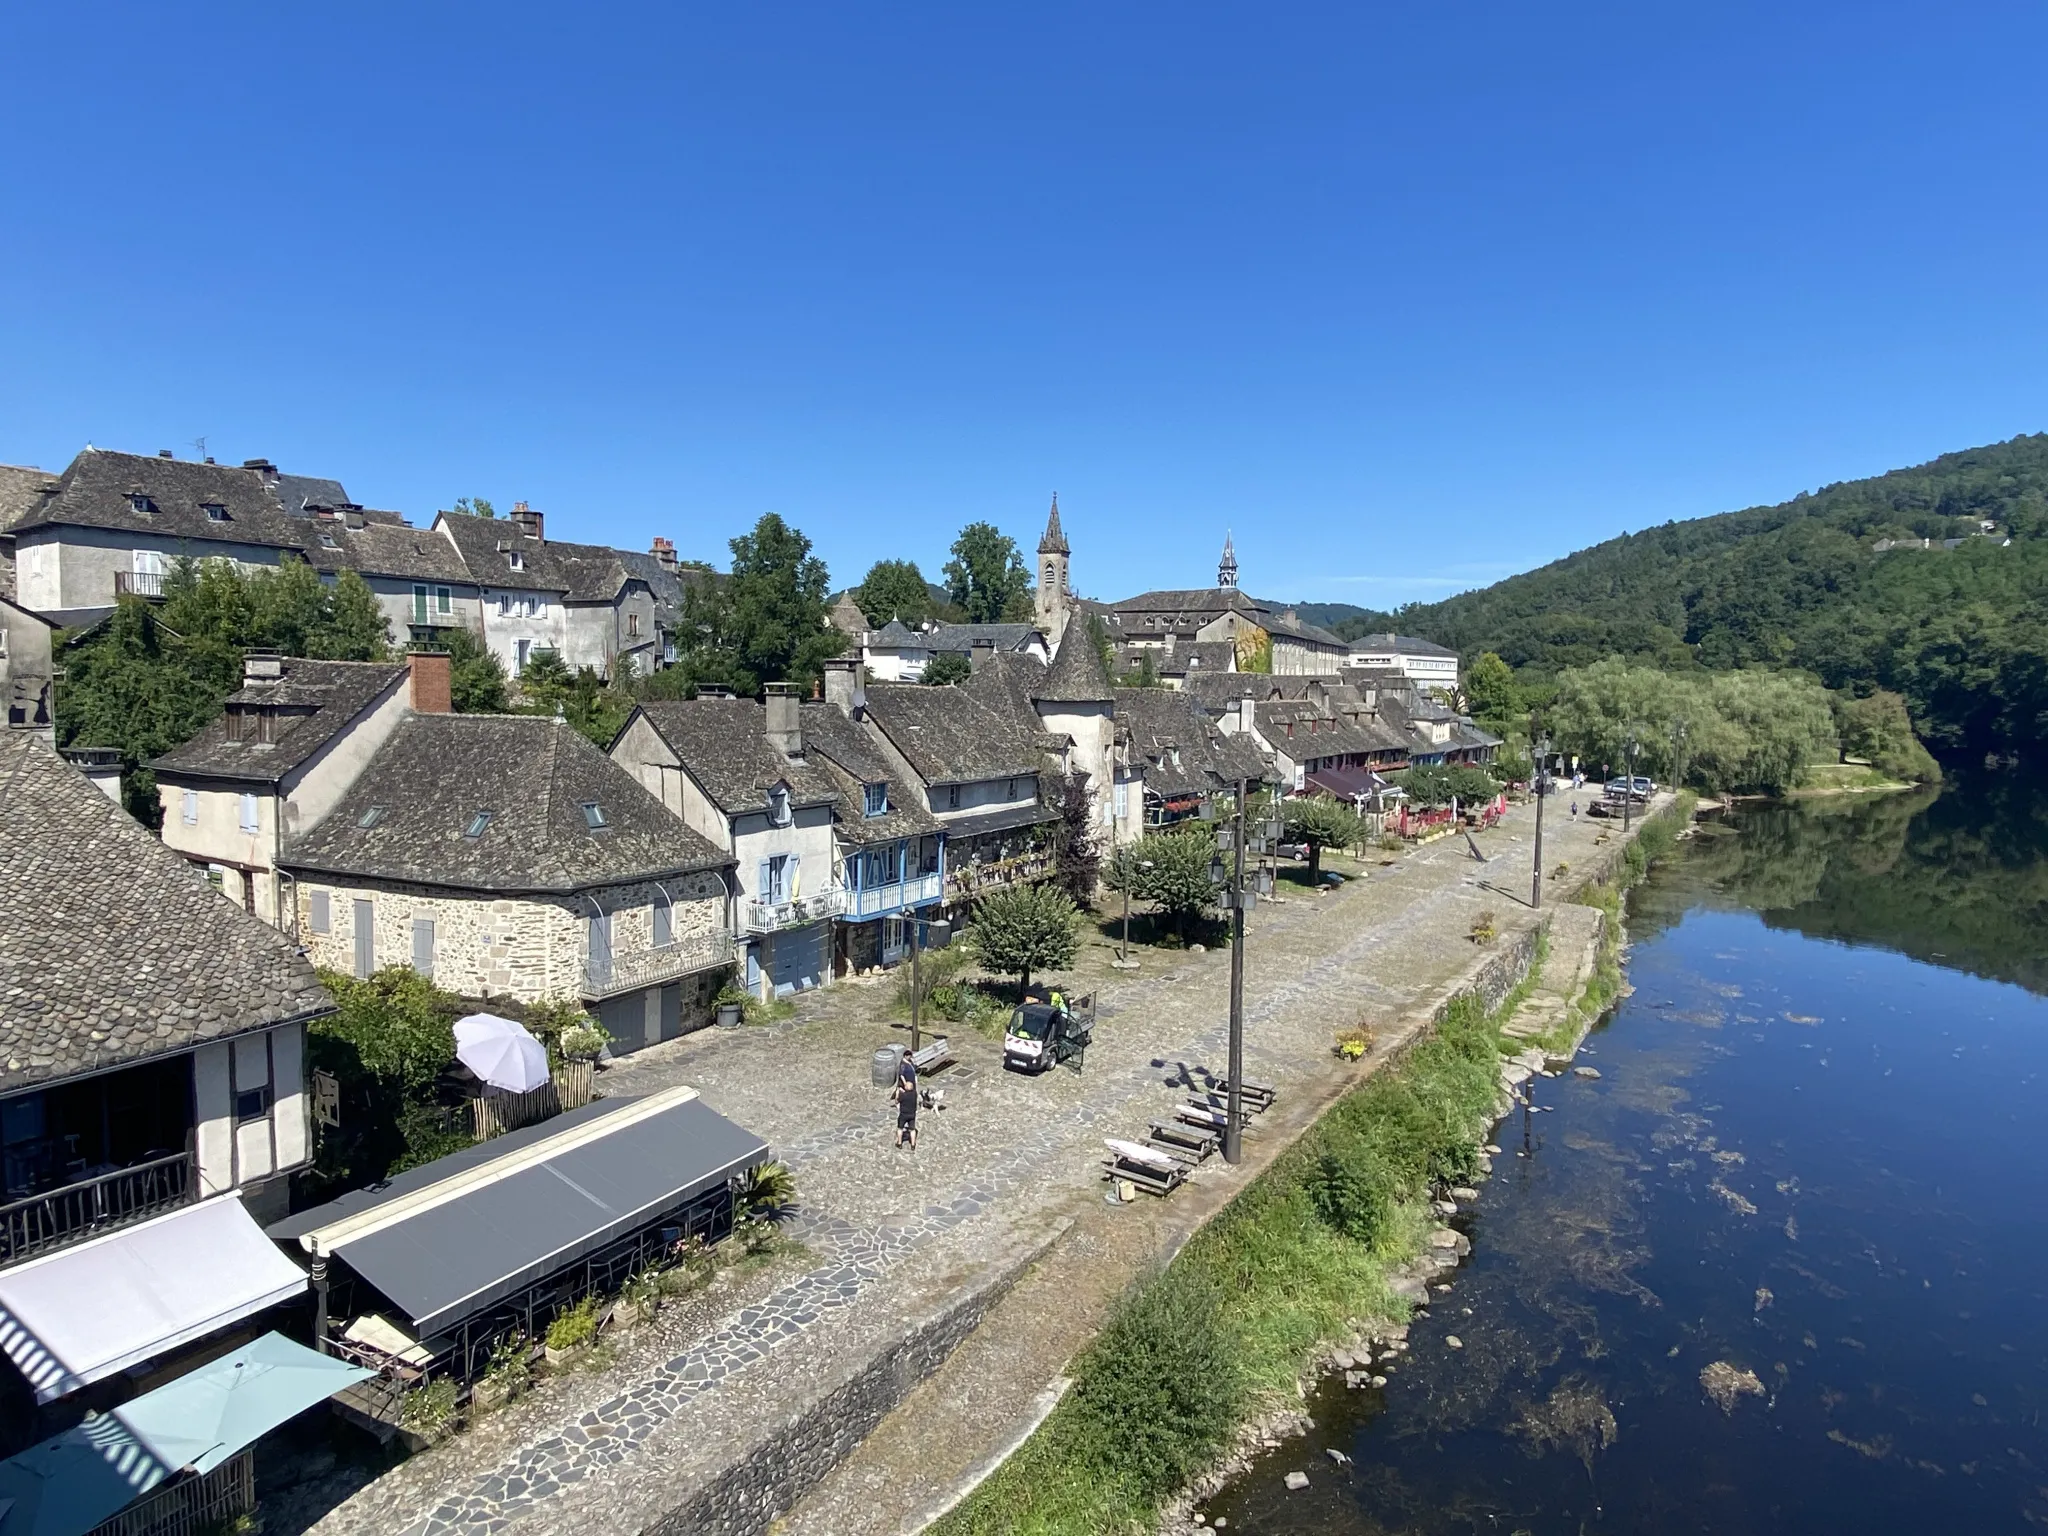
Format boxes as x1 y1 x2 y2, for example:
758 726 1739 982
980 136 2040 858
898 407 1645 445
1005 778 1016 799
509 550 525 570
652 895 673 948
356 805 385 829
435 585 452 614
412 917 436 978
946 785 960 810
464 810 494 839
203 503 228 522
1114 780 1128 820
524 595 542 617
768 786 791 826
581 801 607 829
225 707 248 743
863 782 888 818
182 788 198 825
309 890 330 933
127 493 156 514
319 532 338 549
238 792 259 833
234 1085 272 1125
515 639 532 672
497 594 511 617
627 612 641 638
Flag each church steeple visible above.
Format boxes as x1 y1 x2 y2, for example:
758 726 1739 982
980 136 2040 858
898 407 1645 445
1035 493 1073 648
1038 492 1070 555
1218 531 1238 589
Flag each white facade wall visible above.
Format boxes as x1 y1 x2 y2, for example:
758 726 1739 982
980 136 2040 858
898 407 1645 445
190 1022 310 1199
14 525 288 612
476 588 570 677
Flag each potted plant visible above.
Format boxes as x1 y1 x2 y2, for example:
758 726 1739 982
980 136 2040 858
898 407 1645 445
713 980 749 1029
397 1377 460 1449
471 1334 530 1412
615 1267 665 1327
558 1022 608 1062
543 1297 599 1367
1333 1025 1371 1062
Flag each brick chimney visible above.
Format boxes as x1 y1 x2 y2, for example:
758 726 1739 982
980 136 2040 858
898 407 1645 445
763 682 802 758
510 501 544 542
822 657 864 716
650 536 678 573
409 649 453 714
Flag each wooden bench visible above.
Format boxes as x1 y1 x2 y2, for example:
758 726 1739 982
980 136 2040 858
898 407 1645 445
1174 1101 1230 1132
1213 1079 1277 1112
1102 1138 1188 1197
908 1037 955 1075
1148 1119 1219 1157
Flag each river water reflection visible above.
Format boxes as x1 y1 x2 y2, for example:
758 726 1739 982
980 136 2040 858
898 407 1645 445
1205 777 2048 1534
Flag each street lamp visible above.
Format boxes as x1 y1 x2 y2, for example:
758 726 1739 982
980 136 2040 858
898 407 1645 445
1223 777 1249 1164
1621 727 1640 834
1529 725 1551 910
1116 854 1153 969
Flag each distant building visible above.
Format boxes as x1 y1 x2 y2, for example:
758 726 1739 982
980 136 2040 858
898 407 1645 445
1343 633 1460 692
1108 535 1350 675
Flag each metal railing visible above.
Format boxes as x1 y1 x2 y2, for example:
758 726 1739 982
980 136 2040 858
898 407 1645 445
739 889 847 934
0 1149 195 1266
114 570 165 599
946 849 1055 899
584 929 734 998
846 872 943 920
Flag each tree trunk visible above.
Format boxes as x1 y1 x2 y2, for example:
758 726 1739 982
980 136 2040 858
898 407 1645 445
1018 965 1031 1001
1307 841 1323 884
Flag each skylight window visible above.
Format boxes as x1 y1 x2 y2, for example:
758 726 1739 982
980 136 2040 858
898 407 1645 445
357 806 385 829
464 810 494 839
203 503 229 522
127 493 156 514
581 801 607 830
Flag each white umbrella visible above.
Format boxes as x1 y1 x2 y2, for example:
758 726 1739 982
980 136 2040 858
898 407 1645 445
453 1013 551 1094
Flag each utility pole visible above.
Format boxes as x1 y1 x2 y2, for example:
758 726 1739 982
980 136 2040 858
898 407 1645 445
1622 729 1639 834
908 917 922 1054
1530 725 1551 910
1225 778 1248 1165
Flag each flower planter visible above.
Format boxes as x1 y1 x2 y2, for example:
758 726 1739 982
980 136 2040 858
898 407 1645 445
543 1342 589 1370
471 1375 516 1413
715 1003 743 1029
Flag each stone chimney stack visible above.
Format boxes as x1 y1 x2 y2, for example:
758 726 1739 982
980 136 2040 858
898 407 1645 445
409 650 453 714
650 536 678 573
241 458 280 484
509 501 544 542
822 657 864 716
763 682 802 758
970 639 997 672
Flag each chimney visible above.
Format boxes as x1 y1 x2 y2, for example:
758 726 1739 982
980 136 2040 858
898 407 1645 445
157 448 173 459
60 748 124 802
650 536 678 573
763 682 802 758
243 650 284 684
510 501 544 542
970 639 996 672
822 657 864 716
312 504 338 521
342 509 366 530
241 458 279 483
409 649 453 714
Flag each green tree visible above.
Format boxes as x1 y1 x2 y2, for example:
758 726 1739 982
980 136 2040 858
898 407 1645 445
1392 763 1501 810
1281 795 1363 883
854 559 932 627
964 882 1078 997
674 514 844 695
1833 689 1941 783
943 522 1031 624
314 570 395 660
307 968 464 1191
514 647 574 712
451 496 497 518
1050 770 1102 906
1464 651 1518 730
1105 827 1218 941
441 624 510 713
921 652 972 686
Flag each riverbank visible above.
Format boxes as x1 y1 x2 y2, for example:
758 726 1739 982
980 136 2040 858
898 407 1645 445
920 794 1695 1536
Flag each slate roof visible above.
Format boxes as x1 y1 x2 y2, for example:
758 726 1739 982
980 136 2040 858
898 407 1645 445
149 659 409 785
861 682 1045 785
304 518 473 583
0 463 57 602
630 698 841 818
828 593 869 636
924 623 1042 655
1106 587 1345 650
272 472 353 518
867 620 922 648
14 449 324 550
1347 632 1459 660
1176 671 1295 713
434 512 636 602
1255 701 1409 762
282 715 730 893
1115 688 1272 795
798 703 942 845
1034 628 1114 703
0 733 333 1090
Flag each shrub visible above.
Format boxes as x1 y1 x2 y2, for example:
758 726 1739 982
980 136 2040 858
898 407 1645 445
1333 1025 1372 1061
1064 1268 1246 1499
398 1376 459 1435
557 1023 607 1060
545 1298 598 1352
478 1334 531 1402
1470 910 1498 945
737 1161 797 1221
1304 1149 1393 1247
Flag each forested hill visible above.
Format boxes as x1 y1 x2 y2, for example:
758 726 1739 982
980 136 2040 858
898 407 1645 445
1387 433 2048 758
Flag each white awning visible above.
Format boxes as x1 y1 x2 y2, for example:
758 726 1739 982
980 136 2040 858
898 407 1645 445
0 1197 307 1403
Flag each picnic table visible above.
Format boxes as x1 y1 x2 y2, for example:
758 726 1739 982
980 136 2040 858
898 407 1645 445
1102 1138 1187 1197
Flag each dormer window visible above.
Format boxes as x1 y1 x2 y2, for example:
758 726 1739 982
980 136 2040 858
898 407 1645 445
357 806 386 829
768 786 791 826
863 783 888 818
319 532 338 548
203 503 229 522
581 801 608 830
127 493 156 514
508 550 525 571
464 810 494 839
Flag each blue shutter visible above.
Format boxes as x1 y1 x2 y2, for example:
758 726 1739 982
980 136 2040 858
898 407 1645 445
758 859 772 902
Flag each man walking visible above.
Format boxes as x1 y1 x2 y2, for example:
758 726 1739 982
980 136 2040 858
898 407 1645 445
892 1053 920 1151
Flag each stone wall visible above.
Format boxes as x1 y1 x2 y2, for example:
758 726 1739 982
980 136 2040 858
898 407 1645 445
645 1231 1053 1536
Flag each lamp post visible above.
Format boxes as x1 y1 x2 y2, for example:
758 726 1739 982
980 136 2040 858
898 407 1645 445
1115 854 1154 969
1224 778 1249 1165
1622 728 1640 834
1530 727 1551 910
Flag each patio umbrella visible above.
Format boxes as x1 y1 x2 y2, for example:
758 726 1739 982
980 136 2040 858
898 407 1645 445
116 1332 372 1476
454 1012 552 1094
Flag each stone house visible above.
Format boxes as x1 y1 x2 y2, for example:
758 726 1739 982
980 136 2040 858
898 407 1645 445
1107 535 1349 675
280 714 734 1052
1112 685 1272 830
151 653 428 927
610 686 843 999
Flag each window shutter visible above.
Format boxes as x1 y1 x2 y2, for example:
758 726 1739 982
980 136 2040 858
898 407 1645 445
412 917 436 978
309 891 330 933
239 792 259 833
182 788 198 825
758 859 772 902
653 896 673 948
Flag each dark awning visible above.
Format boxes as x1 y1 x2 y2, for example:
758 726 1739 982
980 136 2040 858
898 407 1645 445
269 1088 766 1337
943 802 1060 841
1305 766 1385 801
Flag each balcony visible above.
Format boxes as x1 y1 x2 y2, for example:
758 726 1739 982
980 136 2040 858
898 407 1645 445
583 929 734 999
0 1149 196 1267
946 849 1055 901
845 872 944 921
740 889 847 934
114 570 165 599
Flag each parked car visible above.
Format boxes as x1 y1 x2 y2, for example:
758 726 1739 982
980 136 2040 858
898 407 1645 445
1603 777 1654 802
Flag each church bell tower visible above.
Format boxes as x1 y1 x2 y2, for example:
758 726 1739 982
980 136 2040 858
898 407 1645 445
1036 493 1071 647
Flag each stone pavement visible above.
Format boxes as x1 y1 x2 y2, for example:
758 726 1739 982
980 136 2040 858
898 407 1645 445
298 795 1654 1536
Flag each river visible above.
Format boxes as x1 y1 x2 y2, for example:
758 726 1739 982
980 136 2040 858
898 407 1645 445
1203 776 2048 1534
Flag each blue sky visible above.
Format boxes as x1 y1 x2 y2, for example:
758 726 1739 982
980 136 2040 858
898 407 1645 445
3 3 2045 608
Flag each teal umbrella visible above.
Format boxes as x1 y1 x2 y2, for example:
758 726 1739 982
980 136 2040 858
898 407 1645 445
117 1332 373 1475
0 1412 169 1536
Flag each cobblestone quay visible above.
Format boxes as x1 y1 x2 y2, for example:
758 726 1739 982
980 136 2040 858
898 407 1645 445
294 795 1653 1536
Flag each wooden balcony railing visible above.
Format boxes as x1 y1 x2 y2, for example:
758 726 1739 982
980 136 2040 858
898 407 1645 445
0 1149 195 1267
